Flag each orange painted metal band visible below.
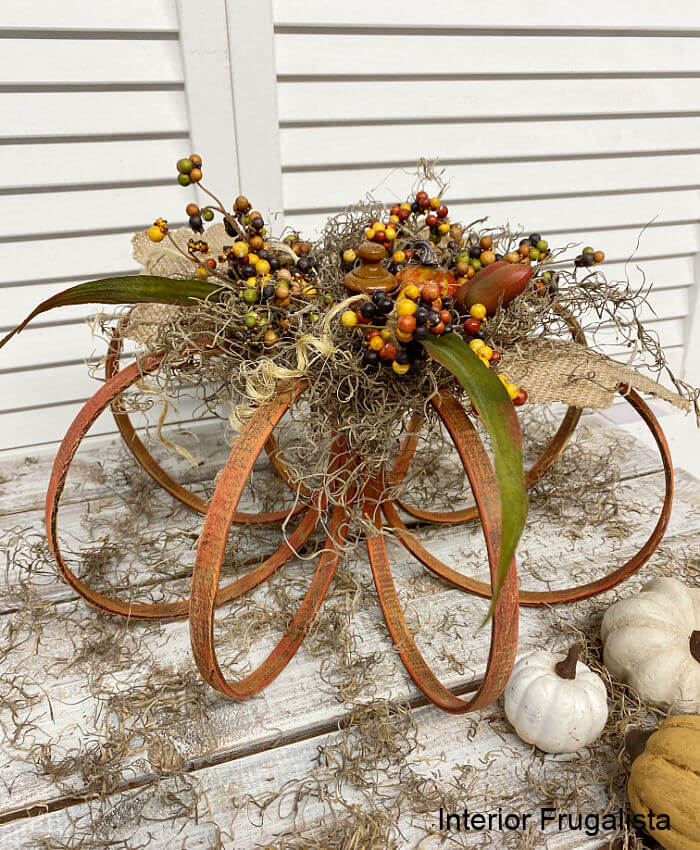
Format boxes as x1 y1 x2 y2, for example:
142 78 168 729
366 392 518 713
46 361 318 620
386 386 673 606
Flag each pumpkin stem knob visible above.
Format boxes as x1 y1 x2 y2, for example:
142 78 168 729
690 629 700 664
554 643 581 680
625 726 654 762
343 241 396 294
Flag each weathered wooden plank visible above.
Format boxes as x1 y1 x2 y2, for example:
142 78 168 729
0 467 696 819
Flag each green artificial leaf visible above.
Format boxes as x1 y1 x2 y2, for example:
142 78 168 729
423 333 527 619
0 276 226 351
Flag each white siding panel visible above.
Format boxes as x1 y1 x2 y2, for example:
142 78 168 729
281 116 700 169
276 34 700 75
0 0 191 450
273 1 700 29
2 139 185 190
1 1 178 32
0 91 189 139
277 78 700 123
1 39 183 85
283 155 700 211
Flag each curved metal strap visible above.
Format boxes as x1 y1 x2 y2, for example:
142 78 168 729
189 415 348 698
46 361 317 619
105 333 310 521
387 387 673 606
365 394 519 714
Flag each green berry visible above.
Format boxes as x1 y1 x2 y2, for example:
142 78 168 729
202 209 214 222
529 248 541 260
536 240 548 252
583 246 594 254
177 157 194 174
471 259 482 271
244 312 258 328
177 173 191 187
243 288 258 303
309 312 320 322
456 251 471 263
543 271 552 280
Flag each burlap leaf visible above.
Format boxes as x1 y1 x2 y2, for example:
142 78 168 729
499 339 691 411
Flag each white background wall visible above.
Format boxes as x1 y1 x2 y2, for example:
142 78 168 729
1 0 699 450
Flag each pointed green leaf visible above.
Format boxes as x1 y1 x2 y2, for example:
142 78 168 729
423 333 527 619
0 275 226 351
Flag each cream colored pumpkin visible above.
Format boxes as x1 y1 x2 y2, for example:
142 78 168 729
504 645 608 753
628 714 700 850
601 577 700 712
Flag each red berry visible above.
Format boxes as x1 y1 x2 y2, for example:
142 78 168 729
437 206 448 218
489 350 502 364
390 204 400 216
416 191 429 204
379 341 398 360
425 214 438 228
513 389 528 407
439 309 451 324
398 207 411 221
429 321 445 335
374 230 386 242
463 318 481 334
205 258 217 269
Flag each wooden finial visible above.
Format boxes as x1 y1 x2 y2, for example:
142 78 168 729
344 241 396 294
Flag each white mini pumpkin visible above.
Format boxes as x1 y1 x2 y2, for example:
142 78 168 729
601 577 700 712
504 644 608 753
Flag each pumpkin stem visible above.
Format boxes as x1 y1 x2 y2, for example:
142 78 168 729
554 644 580 680
625 727 654 762
690 630 700 664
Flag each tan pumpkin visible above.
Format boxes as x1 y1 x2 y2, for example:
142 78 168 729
627 714 700 850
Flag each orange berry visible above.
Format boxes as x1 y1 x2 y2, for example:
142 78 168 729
397 315 417 334
480 251 496 266
422 282 439 302
479 235 493 250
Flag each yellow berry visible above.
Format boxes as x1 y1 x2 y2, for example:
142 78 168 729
469 339 486 353
369 335 384 351
385 227 397 241
403 283 420 300
373 221 385 231
396 299 417 317
365 228 375 240
147 225 165 243
429 197 440 209
389 214 400 223
400 202 411 211
497 374 509 385
232 242 248 258
392 361 410 375
341 310 358 329
301 285 318 296
480 344 493 360
470 303 487 320
380 328 391 339
393 250 407 264
255 259 271 276
195 266 208 277
505 383 520 400
479 355 491 367
437 222 450 235
342 248 357 264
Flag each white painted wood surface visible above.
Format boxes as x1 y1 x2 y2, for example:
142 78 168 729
0 414 697 846
0 1 698 454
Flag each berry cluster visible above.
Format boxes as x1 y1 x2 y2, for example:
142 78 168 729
176 154 203 186
146 217 169 243
574 246 605 268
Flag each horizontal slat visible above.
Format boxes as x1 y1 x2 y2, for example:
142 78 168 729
0 1 178 32
2 138 186 191
595 316 685 351
2 233 143 285
598 255 696 291
284 153 700 211
276 34 700 76
0 321 134 371
273 1 700 29
280 116 700 168
0 91 188 139
278 78 700 123
0 185 186 239
1 39 183 85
